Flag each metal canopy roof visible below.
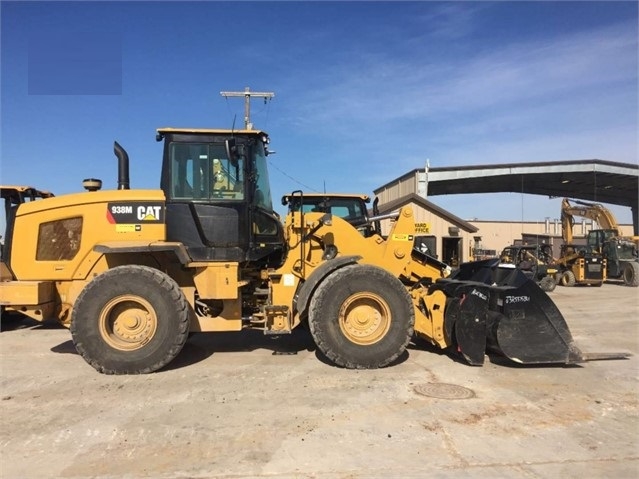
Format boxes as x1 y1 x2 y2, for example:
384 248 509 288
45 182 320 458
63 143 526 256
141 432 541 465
375 159 638 233
423 160 637 208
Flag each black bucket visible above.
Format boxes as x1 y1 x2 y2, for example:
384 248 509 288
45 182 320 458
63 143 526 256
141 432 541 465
433 259 584 365
485 278 583 364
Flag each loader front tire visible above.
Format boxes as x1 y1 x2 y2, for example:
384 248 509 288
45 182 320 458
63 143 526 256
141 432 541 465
308 264 414 369
71 265 190 374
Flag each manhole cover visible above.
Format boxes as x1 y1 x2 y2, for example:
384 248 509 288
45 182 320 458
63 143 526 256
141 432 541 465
413 383 475 399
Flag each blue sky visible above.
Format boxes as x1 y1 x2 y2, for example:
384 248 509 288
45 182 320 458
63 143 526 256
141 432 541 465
1 1 637 227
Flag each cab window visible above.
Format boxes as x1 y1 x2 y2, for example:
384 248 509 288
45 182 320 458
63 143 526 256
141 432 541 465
170 143 244 200
252 142 273 211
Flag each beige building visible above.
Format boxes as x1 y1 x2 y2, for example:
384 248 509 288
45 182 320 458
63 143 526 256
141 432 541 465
374 171 634 265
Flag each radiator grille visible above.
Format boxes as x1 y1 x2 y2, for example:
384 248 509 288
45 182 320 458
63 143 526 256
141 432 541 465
36 217 83 261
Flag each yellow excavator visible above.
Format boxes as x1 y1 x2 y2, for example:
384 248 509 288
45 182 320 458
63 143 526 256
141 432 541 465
555 198 606 286
560 198 638 287
0 129 629 373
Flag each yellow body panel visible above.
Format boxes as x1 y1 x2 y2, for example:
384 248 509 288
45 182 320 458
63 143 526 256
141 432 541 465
0 280 57 321
276 206 443 282
192 263 239 299
0 280 54 305
413 288 448 348
571 258 607 283
10 189 166 281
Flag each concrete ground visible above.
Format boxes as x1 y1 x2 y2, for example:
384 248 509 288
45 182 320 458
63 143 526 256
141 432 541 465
1 282 637 479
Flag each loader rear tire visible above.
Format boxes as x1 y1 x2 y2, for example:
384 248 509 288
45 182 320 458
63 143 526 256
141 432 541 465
71 265 190 374
560 270 576 287
308 264 414 369
622 262 639 287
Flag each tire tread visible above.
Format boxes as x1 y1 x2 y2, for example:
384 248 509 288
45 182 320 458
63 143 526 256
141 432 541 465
71 265 190 374
308 264 414 369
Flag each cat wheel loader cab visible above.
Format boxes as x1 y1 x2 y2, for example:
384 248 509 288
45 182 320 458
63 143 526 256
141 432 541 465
0 129 630 374
157 128 285 268
282 192 374 237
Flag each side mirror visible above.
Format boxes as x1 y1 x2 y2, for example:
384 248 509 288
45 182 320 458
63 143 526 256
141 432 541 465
225 139 245 167
225 138 237 163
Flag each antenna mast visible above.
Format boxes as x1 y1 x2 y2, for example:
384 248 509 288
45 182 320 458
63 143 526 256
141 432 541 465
220 87 275 130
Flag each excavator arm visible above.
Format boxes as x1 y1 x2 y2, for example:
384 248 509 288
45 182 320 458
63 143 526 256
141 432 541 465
561 198 620 243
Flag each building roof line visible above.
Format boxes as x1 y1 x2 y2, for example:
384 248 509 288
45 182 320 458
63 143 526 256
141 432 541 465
374 159 638 195
375 193 479 233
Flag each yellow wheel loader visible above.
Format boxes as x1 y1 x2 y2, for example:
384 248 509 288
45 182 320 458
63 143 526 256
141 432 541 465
0 128 628 373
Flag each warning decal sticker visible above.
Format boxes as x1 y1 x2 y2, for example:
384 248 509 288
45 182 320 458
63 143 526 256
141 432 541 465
391 234 414 242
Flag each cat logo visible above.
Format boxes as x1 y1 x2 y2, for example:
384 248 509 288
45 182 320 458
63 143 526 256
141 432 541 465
137 206 161 221
107 202 164 224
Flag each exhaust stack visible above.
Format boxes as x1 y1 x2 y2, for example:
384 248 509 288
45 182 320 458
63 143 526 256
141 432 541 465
114 141 130 190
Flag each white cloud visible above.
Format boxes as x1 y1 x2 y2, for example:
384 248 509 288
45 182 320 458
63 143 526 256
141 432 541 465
274 15 637 193
289 20 636 126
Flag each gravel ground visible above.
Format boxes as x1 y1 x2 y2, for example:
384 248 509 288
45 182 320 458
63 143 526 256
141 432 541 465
1 281 637 478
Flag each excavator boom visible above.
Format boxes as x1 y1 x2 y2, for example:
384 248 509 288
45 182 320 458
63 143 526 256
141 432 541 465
561 198 620 243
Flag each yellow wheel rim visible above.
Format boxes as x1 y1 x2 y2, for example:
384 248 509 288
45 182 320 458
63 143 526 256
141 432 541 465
338 292 391 345
98 295 158 351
